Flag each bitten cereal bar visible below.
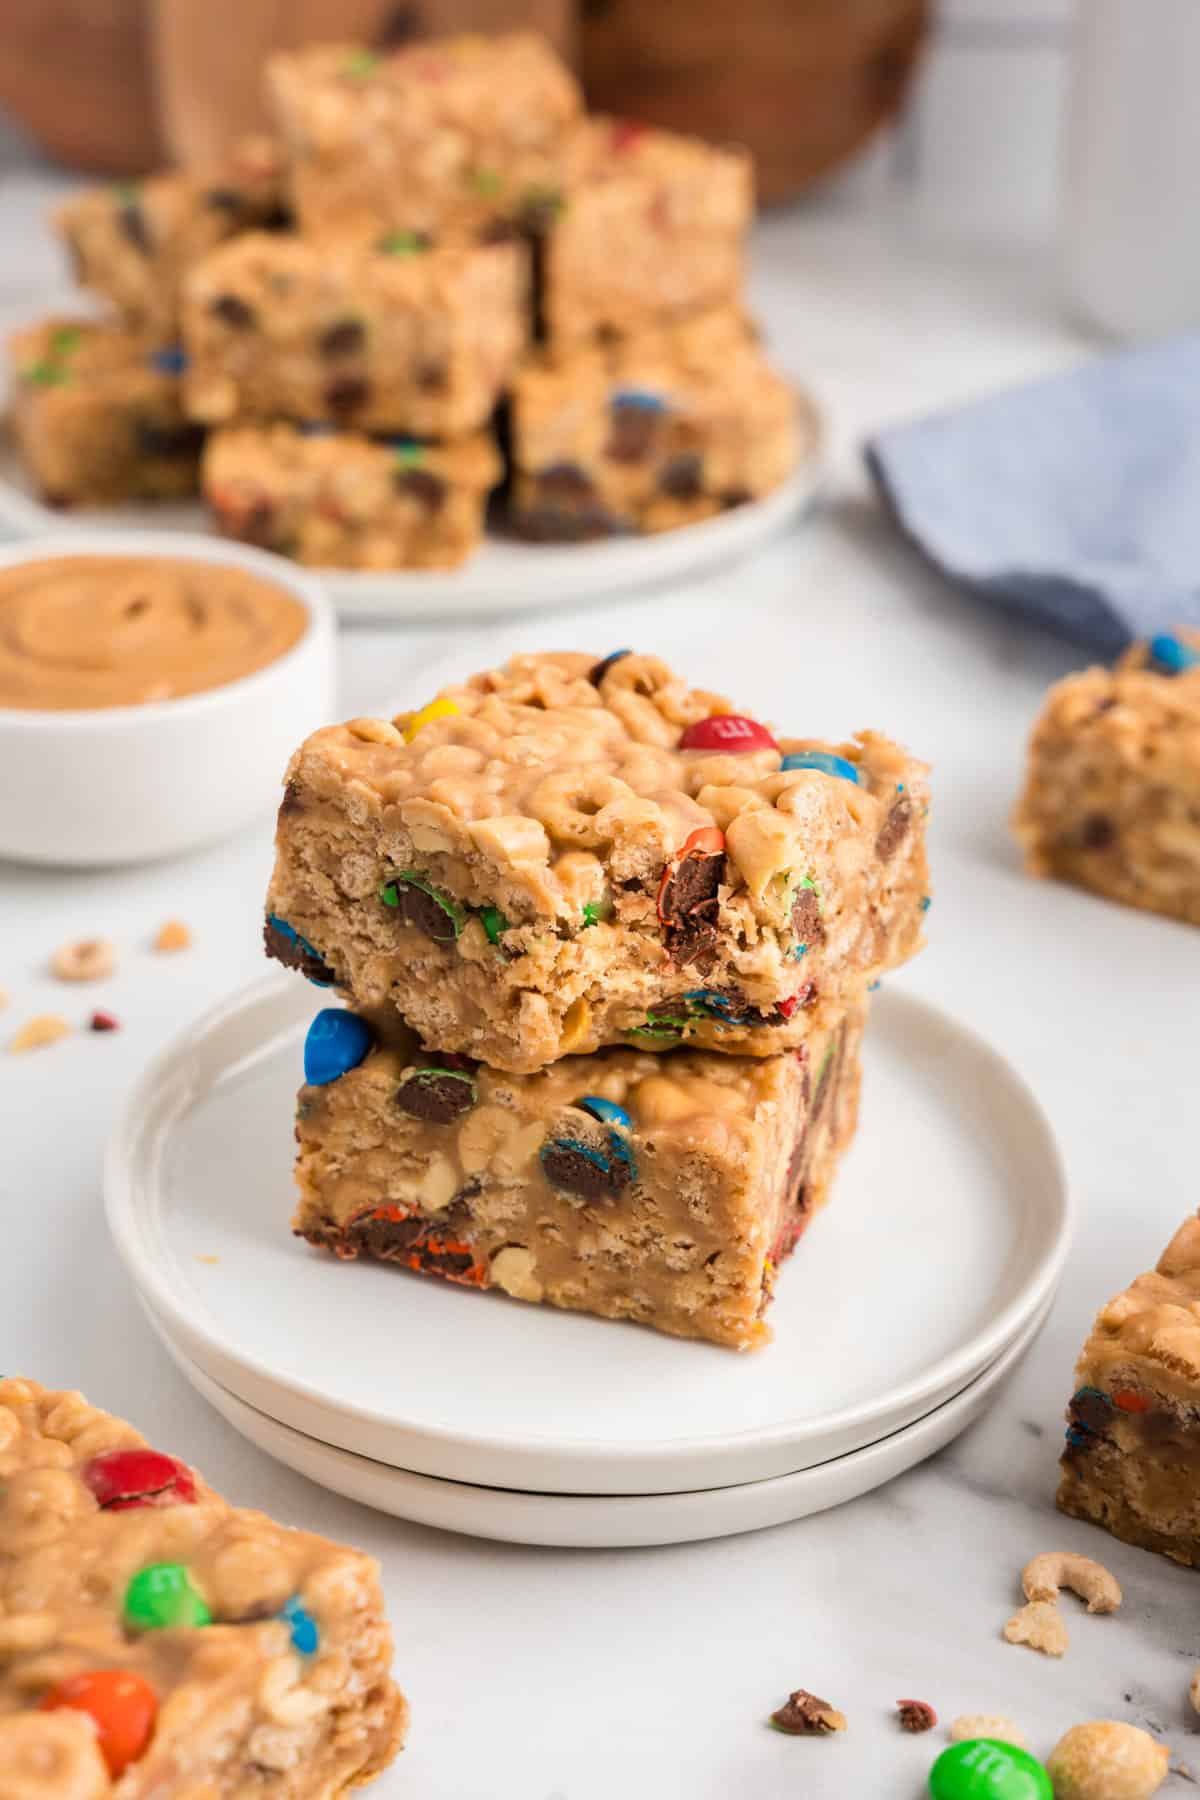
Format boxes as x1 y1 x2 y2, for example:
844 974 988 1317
266 33 582 243
204 423 500 570
7 318 202 507
182 233 527 438
509 311 804 540
1013 631 1200 927
0 1378 405 1795
1058 1211 1200 1566
264 651 929 1073
293 1004 863 1350
539 117 752 346
55 137 287 339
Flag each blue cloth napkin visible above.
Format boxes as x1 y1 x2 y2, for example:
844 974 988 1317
865 333 1200 657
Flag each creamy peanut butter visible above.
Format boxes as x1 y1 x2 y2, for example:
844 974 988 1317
0 554 308 710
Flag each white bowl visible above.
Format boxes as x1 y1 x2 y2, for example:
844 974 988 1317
0 531 335 866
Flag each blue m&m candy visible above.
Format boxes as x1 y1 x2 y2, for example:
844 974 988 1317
780 751 861 786
281 1595 319 1655
1148 632 1199 675
575 1096 633 1132
149 345 188 375
304 1010 372 1086
929 1740 1052 1800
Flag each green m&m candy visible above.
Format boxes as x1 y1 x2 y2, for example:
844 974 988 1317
123 1563 211 1632
929 1740 1052 1800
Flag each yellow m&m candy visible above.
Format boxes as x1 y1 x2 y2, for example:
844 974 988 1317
401 698 460 743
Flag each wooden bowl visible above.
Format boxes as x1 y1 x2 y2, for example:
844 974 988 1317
0 0 162 175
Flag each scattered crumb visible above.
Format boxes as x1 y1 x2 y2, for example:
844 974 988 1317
896 1699 937 1733
89 1010 119 1033
1172 1763 1197 1786
1190 1667 1200 1716
9 1014 71 1054
950 1715 1028 1749
0 986 8 1012
50 937 116 982
1003 1600 1069 1658
195 1255 220 1266
153 919 192 952
769 1689 847 1736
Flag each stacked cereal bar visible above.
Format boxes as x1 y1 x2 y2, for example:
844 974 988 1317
0 1377 405 1794
1058 1212 1200 1565
1014 630 1200 927
266 651 930 1347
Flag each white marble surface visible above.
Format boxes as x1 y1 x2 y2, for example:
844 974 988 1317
3 167 1200 1796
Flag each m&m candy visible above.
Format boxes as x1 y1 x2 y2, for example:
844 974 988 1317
281 1594 320 1655
679 715 778 754
41 1670 158 1777
82 1448 196 1512
304 1009 372 1086
124 1563 211 1633
401 697 460 742
928 1739 1052 1800
780 750 861 786
1148 632 1199 675
575 1096 633 1131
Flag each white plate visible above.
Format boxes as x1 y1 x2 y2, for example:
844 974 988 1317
105 975 1071 1495
0 438 822 624
153 1295 1052 1548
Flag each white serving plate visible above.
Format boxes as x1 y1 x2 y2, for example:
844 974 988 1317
105 975 1071 1495
154 1295 1052 1548
0 438 822 624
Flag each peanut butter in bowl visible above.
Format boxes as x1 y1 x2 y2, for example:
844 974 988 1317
0 553 309 711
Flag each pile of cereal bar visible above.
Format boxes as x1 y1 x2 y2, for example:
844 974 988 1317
8 33 808 570
265 650 930 1348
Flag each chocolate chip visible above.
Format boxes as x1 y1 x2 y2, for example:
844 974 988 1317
324 375 370 416
660 850 725 972
215 496 275 548
263 916 336 985
720 487 752 510
478 217 521 245
331 1208 479 1281
658 452 704 499
415 358 447 392
318 318 365 357
1068 1387 1114 1433
538 461 595 501
790 885 825 946
135 420 206 459
395 1067 477 1123
1079 812 1116 850
118 202 150 253
395 467 447 512
606 402 659 464
204 187 247 216
540 1143 632 1204
512 502 625 543
770 1690 846 1736
875 796 913 861
211 293 256 329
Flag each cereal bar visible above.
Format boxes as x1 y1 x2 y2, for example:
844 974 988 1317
1013 630 1200 927
55 137 287 339
1058 1212 1200 1565
204 423 500 570
509 311 804 540
7 318 202 507
182 232 527 438
539 117 752 346
293 1004 863 1350
266 33 582 243
264 651 930 1073
0 1377 405 1795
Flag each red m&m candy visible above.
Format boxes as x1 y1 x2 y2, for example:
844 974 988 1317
678 715 779 754
41 1670 158 1777
82 1448 196 1512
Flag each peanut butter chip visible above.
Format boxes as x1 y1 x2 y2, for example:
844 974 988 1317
9 1014 71 1053
153 919 192 952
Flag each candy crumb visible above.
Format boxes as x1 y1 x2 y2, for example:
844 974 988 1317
9 1014 71 1053
769 1689 847 1736
950 1715 1028 1749
896 1699 937 1733
153 919 192 952
89 1011 119 1032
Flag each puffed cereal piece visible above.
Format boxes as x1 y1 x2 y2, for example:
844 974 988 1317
264 651 930 1073
0 1378 406 1794
291 1004 863 1350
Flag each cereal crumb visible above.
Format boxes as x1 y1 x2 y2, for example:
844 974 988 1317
1046 1720 1169 1799
195 1255 220 1265
896 1699 937 1733
950 1715 1028 1749
51 937 116 982
153 919 192 952
89 1010 119 1033
1003 1599 1068 1657
769 1689 847 1736
9 1014 71 1053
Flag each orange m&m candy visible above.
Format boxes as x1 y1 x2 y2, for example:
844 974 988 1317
41 1669 158 1777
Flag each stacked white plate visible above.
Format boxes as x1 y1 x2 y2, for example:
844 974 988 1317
106 978 1071 1548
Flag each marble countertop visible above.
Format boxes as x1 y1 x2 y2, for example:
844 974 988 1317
3 160 1199 1797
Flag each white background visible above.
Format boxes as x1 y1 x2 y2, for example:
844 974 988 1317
5 45 1200 1800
